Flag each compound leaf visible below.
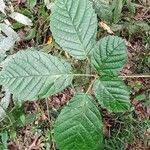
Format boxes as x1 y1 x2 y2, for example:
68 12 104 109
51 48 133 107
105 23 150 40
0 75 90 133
0 50 73 100
93 77 130 112
50 0 97 60
92 35 127 75
54 93 103 150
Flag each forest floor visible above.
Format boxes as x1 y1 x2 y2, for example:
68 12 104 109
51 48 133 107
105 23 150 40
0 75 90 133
0 0 150 150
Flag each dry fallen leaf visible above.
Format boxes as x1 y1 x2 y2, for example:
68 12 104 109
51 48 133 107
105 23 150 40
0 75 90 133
0 0 6 14
9 12 33 26
99 22 114 34
47 36 53 44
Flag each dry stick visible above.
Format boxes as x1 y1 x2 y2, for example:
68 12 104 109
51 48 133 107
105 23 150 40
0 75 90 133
46 97 55 149
86 77 97 94
28 136 39 150
34 102 46 118
75 74 150 78
120 75 150 78
82 74 150 94
46 97 51 123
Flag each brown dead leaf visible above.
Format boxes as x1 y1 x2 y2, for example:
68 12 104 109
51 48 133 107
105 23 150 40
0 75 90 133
47 36 53 44
99 22 114 34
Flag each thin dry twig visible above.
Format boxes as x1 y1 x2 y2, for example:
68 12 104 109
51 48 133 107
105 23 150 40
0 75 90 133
120 75 150 78
86 77 97 94
27 136 39 150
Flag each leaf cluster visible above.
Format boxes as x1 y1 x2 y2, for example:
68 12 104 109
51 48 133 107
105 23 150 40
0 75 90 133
0 0 131 149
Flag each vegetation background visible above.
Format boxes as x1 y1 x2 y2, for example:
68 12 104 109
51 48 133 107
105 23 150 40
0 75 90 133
0 0 149 149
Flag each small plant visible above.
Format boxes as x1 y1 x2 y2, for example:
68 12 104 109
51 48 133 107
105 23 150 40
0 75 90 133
0 0 130 149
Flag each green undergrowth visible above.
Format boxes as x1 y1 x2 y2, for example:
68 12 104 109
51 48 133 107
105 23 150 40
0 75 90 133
0 0 149 149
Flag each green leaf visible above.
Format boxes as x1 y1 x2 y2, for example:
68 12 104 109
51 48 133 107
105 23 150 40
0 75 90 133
93 77 130 112
24 27 36 41
0 50 73 100
9 12 33 26
111 0 123 23
50 0 97 60
126 0 135 15
0 131 8 149
27 0 37 9
90 0 112 22
54 93 103 150
92 35 127 75
135 94 146 101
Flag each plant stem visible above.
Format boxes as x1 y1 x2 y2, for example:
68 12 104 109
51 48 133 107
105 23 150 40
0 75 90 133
74 74 150 78
86 76 97 94
74 74 97 77
45 97 54 146
46 98 51 124
119 75 150 78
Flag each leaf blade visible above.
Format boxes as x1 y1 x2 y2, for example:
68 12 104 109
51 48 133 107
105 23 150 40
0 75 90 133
50 0 97 60
93 77 130 112
54 93 103 150
92 35 127 75
90 0 111 21
0 50 73 100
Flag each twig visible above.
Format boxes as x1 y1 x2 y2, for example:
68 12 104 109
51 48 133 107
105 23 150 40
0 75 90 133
27 136 39 150
74 74 150 78
119 75 150 78
46 97 54 148
34 102 46 117
46 98 51 123
86 77 97 94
